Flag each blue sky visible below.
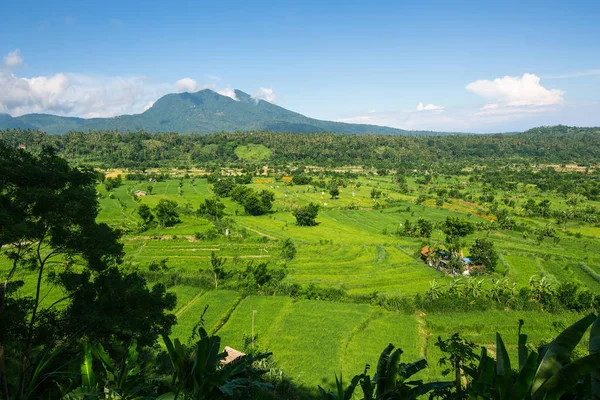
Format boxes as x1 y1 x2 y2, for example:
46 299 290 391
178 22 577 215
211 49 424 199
1 0 599 132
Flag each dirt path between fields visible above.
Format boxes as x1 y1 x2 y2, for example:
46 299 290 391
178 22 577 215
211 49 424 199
415 312 430 359
242 227 278 240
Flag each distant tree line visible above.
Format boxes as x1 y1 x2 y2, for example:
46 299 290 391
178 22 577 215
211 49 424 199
1 125 599 170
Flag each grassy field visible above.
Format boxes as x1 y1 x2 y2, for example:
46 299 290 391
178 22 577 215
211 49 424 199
102 173 594 390
161 289 589 391
96 176 600 296
4 168 599 394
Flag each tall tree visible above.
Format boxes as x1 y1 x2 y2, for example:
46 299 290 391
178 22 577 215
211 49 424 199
0 144 175 399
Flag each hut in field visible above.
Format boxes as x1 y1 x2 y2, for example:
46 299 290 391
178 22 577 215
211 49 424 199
222 346 245 365
134 190 147 196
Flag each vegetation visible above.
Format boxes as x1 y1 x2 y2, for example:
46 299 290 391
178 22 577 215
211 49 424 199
292 203 320 226
2 125 600 398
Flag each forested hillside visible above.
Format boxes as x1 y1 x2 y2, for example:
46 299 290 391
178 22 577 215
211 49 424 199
1 125 598 168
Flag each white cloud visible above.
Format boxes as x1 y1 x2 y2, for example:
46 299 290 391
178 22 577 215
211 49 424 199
466 73 564 108
3 49 23 69
368 109 377 113
0 54 173 117
175 78 238 100
251 87 276 103
175 77 201 93
0 48 248 117
142 101 154 112
416 102 444 112
216 88 238 101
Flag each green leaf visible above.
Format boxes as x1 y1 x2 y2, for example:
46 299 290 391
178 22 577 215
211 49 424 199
510 351 537 400
472 347 494 396
531 313 596 395
400 358 428 379
375 344 394 397
496 332 511 376
518 319 528 372
384 348 403 392
533 352 600 400
343 374 363 400
80 342 96 390
91 343 115 373
590 315 600 399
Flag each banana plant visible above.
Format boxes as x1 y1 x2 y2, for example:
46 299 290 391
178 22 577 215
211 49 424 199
318 373 362 400
469 314 600 400
320 344 451 400
159 326 272 399
60 340 149 399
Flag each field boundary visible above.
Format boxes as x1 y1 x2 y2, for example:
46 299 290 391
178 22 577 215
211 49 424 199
175 291 205 318
340 310 381 364
212 294 245 335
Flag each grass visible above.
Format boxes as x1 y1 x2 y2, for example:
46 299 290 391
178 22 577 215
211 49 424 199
421 310 586 381
4 170 599 393
171 290 240 341
234 144 272 163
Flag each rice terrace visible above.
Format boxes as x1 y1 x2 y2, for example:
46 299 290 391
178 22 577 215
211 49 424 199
2 126 600 399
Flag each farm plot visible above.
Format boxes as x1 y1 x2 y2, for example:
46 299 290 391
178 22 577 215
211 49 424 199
171 290 240 341
421 310 585 381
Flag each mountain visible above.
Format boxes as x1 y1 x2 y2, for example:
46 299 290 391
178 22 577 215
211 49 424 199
5 89 455 135
0 113 36 130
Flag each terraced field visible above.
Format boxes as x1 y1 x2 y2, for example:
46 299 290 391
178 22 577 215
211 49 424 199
4 172 598 394
161 288 589 391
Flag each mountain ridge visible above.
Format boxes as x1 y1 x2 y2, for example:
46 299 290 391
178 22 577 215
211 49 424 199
0 89 463 136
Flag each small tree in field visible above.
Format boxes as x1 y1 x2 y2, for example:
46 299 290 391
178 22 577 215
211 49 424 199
293 203 320 226
137 204 154 225
329 186 340 200
442 216 474 256
210 251 226 288
280 238 296 260
197 198 225 220
469 238 498 271
155 199 180 227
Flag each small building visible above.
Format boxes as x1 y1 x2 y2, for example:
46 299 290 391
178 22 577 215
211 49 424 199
134 190 147 196
17 144 26 150
222 346 245 365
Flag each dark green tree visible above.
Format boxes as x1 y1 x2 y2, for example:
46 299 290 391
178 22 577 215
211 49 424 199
280 238 297 260
197 198 225 220
293 203 320 226
442 216 475 256
469 238 499 271
154 199 180 227
0 144 175 399
329 186 340 199
210 251 226 288
417 218 433 238
137 204 154 225
211 178 236 197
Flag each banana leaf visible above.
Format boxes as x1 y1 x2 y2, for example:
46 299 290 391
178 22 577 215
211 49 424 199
518 319 528 372
531 313 597 395
80 342 95 390
533 352 600 400
590 316 600 399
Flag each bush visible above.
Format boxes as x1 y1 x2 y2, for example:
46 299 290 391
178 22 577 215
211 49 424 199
292 202 320 226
